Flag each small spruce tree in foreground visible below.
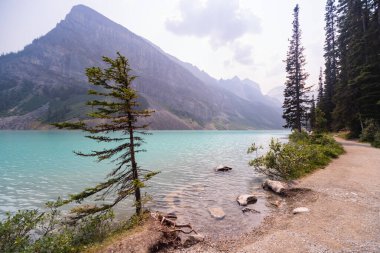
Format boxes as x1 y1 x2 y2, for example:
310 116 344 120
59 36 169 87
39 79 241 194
54 52 158 217
283 4 310 132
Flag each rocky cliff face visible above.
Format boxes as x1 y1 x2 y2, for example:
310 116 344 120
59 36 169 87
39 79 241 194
0 5 283 130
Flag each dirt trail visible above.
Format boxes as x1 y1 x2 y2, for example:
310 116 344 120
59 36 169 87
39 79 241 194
174 138 380 253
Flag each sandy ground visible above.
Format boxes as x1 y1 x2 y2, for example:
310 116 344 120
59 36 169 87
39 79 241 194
93 138 380 253
169 138 380 253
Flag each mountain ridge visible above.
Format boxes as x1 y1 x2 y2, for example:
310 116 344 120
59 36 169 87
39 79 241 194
0 4 283 130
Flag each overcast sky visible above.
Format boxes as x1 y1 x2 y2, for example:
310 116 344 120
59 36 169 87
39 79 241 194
0 0 325 94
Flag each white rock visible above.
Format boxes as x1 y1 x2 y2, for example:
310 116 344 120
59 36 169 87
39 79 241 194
208 207 225 220
293 207 310 214
262 179 286 194
236 194 257 206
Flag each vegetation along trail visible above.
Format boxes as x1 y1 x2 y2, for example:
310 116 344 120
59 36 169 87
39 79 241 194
175 138 380 253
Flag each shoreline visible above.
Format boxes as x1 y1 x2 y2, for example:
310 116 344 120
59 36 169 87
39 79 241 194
3 136 378 252
160 137 380 252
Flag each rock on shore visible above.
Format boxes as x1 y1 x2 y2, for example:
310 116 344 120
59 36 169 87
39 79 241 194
236 194 257 206
293 207 310 214
262 179 287 194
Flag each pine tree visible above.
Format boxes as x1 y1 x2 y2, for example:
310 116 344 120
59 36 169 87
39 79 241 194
317 67 324 108
358 0 380 124
315 108 328 133
323 0 338 130
283 4 310 132
53 53 158 218
310 95 316 130
333 0 364 134
333 0 379 136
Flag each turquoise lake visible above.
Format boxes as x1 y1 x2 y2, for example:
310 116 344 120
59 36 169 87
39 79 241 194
0 130 289 238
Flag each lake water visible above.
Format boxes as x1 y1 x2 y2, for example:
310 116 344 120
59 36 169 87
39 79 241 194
0 130 289 238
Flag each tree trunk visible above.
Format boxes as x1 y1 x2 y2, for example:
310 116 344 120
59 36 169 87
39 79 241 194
128 112 142 215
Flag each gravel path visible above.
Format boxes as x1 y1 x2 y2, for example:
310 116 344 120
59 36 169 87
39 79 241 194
174 138 380 253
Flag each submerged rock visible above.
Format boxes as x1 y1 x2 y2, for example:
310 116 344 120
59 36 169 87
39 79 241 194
208 207 226 220
183 234 205 248
262 179 287 194
164 189 184 209
236 194 257 206
293 207 310 214
269 200 283 208
215 164 232 172
242 207 260 214
190 183 205 192
166 212 177 220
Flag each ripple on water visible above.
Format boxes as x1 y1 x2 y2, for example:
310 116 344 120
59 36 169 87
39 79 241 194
2 177 15 181
0 130 289 237
0 205 19 213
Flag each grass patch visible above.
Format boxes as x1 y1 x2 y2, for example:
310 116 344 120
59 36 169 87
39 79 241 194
82 212 150 253
335 130 350 140
248 131 345 180
0 208 149 253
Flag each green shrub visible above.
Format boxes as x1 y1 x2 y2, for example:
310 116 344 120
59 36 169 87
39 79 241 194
72 211 114 246
0 210 43 252
0 208 116 253
372 132 380 148
27 230 76 253
360 119 379 143
336 131 350 139
359 119 380 148
288 129 310 142
248 131 344 180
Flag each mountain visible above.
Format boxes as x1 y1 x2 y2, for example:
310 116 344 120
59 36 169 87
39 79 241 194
167 55 278 108
0 5 283 130
266 86 285 104
219 77 262 102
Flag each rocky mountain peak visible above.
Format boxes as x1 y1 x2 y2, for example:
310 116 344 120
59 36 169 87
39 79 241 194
58 4 129 36
65 5 106 24
0 4 283 130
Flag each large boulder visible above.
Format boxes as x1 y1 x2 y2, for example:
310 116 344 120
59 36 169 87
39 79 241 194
208 207 225 220
262 179 287 194
215 164 232 172
236 194 257 206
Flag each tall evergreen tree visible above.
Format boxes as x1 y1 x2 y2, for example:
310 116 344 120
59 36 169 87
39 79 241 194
358 0 380 124
323 0 338 130
310 95 316 130
333 0 379 135
283 4 310 132
333 0 364 134
317 67 324 108
54 53 158 217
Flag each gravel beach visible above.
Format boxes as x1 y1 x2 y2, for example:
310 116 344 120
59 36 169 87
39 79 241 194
169 138 380 253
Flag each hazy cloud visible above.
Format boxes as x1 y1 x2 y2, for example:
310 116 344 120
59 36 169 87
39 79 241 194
166 0 261 47
233 42 254 65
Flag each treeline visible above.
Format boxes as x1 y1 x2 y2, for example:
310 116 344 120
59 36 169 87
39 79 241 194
283 1 380 146
319 0 380 139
